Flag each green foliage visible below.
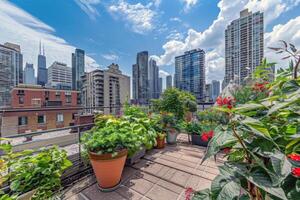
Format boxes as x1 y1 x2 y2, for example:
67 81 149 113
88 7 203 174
151 88 197 120
82 113 158 158
0 145 72 200
196 59 300 199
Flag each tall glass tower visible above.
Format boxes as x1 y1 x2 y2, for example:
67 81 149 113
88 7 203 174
72 48 85 91
37 42 47 86
175 49 206 102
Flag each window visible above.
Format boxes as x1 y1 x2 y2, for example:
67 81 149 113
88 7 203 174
55 92 61 101
19 96 24 104
18 116 28 126
56 113 64 123
65 92 72 103
37 115 46 124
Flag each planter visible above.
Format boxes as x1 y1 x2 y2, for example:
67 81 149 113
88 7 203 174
89 149 127 190
156 136 165 149
191 134 208 147
126 147 145 166
166 128 177 144
17 190 36 200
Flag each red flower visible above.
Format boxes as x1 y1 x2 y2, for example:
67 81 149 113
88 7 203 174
222 147 231 154
216 96 234 109
201 130 214 142
185 187 193 200
292 168 300 177
288 153 300 162
216 96 223 106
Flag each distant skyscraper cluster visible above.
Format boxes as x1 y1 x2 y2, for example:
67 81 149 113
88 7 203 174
223 9 264 88
175 49 206 102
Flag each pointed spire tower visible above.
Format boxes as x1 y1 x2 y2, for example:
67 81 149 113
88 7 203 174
43 44 45 56
39 40 42 55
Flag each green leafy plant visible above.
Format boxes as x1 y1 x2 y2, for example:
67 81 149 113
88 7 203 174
193 57 300 199
0 142 71 200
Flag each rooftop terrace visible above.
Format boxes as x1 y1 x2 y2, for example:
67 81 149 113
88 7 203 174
63 134 224 200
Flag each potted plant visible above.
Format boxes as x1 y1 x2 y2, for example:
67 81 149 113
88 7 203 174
81 117 143 190
156 132 166 149
161 112 179 144
0 142 72 200
183 99 197 122
184 122 214 147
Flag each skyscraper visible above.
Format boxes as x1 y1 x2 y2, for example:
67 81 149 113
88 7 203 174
72 49 85 91
224 9 264 87
0 42 23 107
24 63 35 85
37 42 47 86
47 62 72 90
166 75 172 89
158 77 163 96
148 58 159 99
205 84 212 102
211 80 220 101
175 49 206 102
132 51 148 104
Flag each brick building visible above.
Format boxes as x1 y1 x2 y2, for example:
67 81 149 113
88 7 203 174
0 84 81 137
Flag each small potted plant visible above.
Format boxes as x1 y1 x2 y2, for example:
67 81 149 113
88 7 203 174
185 122 214 147
156 132 166 149
81 117 143 190
161 113 179 144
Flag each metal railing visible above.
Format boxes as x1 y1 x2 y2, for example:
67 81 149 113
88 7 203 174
0 103 214 191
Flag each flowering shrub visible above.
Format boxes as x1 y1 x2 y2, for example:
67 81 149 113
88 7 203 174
193 60 300 199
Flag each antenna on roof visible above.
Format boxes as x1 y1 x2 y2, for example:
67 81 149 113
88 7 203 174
39 40 42 55
43 44 45 56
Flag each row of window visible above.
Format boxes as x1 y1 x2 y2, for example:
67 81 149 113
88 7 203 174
18 114 64 126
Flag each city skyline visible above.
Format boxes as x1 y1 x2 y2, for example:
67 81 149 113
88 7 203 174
0 0 299 84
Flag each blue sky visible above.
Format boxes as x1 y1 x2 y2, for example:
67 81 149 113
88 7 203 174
1 0 300 84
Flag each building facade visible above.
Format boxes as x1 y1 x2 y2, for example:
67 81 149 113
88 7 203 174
24 63 35 85
37 42 47 86
224 9 264 86
148 59 159 99
47 62 72 90
82 63 130 115
132 51 149 104
0 43 23 107
166 75 172 89
211 80 220 101
158 77 163 96
0 85 80 136
205 84 213 102
72 49 85 91
175 49 206 102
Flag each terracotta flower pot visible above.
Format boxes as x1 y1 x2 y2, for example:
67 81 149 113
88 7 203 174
185 112 193 122
89 149 128 189
156 136 165 149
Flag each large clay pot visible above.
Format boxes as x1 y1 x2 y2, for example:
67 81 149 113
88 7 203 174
89 149 127 189
156 136 165 149
166 128 177 144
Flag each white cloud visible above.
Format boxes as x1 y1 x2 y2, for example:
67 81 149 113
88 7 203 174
170 17 182 22
0 0 99 75
166 30 184 41
153 0 300 82
182 0 198 12
101 53 119 61
159 69 170 77
151 0 161 7
108 0 156 34
74 0 101 20
265 16 300 69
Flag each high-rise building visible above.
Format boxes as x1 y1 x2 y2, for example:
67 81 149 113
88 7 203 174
205 84 212 102
211 80 220 101
82 63 130 115
72 49 85 91
166 75 172 89
37 42 47 86
47 62 72 90
132 51 148 104
0 42 23 107
24 63 35 85
224 9 264 87
148 59 159 99
158 77 163 96
175 49 206 102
